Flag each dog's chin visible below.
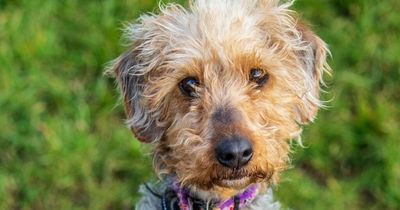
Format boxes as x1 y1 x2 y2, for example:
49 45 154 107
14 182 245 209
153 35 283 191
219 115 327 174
211 169 271 190
215 176 252 189
182 169 271 193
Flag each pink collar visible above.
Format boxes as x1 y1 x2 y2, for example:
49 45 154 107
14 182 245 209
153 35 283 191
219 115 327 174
172 182 260 210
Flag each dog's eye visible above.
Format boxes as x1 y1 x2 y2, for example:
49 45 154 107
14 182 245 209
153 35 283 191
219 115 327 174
179 77 199 98
250 68 269 87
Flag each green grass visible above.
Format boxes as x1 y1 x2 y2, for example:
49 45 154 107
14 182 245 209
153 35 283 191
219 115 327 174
0 0 399 209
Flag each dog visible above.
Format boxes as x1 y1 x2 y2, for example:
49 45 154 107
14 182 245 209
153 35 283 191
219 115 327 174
108 0 330 209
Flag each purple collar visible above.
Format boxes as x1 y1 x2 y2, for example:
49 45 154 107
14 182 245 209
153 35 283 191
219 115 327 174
171 182 260 210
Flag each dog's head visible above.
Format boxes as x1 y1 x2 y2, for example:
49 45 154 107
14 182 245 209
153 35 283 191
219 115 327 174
110 0 329 197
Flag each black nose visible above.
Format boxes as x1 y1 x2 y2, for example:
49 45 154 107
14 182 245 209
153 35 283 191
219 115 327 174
215 136 253 169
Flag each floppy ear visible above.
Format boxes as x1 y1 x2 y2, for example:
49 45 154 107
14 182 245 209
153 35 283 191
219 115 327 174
109 5 188 142
110 48 165 143
295 22 330 124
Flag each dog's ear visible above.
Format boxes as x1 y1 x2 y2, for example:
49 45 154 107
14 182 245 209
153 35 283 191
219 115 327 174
295 22 330 124
109 5 187 143
110 48 165 143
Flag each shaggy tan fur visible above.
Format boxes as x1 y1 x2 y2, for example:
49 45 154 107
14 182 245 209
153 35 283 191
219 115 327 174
109 0 330 205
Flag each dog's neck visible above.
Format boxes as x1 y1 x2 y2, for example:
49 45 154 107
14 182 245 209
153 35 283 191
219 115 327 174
168 181 260 210
138 179 281 210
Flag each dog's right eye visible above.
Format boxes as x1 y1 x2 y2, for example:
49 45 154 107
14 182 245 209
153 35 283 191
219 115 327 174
179 77 199 98
250 68 269 88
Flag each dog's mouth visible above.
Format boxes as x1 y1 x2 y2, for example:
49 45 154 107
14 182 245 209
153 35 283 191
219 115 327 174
216 176 251 188
213 170 271 189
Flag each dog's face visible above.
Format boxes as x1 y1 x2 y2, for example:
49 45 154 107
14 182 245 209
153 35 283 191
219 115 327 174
110 0 329 197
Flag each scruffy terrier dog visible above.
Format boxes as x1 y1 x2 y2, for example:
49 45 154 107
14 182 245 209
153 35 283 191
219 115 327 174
109 0 330 209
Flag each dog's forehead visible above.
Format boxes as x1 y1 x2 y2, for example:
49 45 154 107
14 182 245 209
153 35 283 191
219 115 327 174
133 0 304 90
153 2 279 76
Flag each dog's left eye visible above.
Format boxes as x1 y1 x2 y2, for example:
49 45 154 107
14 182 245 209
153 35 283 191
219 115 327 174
179 77 199 98
250 68 269 87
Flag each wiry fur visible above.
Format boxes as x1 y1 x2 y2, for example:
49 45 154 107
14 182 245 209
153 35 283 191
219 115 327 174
108 0 330 208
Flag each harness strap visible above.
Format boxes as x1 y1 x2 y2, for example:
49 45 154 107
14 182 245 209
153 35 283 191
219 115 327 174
233 195 240 210
161 189 180 210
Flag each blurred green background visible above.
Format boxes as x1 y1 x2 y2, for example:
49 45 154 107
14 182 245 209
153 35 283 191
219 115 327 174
1 0 399 209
